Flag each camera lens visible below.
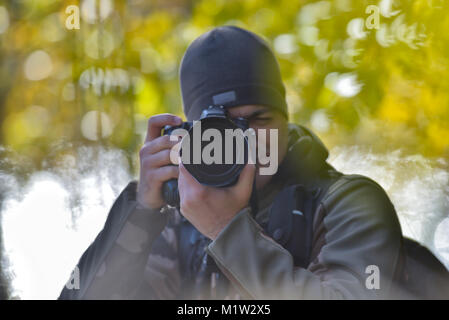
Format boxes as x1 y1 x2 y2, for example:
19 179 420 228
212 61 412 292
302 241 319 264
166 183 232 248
182 117 249 187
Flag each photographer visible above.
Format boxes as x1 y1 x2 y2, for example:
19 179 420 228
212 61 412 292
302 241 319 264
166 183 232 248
59 26 405 300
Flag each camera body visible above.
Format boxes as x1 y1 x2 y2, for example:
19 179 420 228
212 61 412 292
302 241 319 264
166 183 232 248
162 105 249 207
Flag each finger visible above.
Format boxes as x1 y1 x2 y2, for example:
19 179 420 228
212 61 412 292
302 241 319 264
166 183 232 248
141 135 181 156
152 165 179 184
232 163 256 197
145 114 182 142
142 150 174 169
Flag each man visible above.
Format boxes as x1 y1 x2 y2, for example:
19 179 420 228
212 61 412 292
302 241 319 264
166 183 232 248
59 26 403 299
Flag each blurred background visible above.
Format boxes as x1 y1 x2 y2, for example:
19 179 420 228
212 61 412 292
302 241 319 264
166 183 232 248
0 0 448 299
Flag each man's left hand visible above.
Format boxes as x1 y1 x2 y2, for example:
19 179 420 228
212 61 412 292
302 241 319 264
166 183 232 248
178 162 256 240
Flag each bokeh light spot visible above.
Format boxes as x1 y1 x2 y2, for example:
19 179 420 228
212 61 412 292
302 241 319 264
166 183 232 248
24 50 53 81
0 6 9 34
80 111 113 141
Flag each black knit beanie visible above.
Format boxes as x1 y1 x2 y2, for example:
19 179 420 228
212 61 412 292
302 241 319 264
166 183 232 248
179 26 288 121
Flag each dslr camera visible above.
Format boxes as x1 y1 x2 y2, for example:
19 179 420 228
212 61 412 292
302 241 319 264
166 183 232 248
162 105 250 207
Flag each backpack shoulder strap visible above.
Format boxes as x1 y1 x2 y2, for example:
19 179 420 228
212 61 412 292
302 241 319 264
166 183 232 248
265 184 315 267
265 171 344 268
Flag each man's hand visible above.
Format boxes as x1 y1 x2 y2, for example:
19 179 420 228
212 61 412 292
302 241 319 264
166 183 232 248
136 114 182 210
178 161 256 240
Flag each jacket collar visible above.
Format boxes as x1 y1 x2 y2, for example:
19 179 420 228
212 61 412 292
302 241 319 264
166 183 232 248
274 123 330 186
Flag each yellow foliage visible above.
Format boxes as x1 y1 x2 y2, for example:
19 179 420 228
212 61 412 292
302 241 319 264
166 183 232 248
135 79 163 117
419 87 449 119
426 122 449 154
1 0 449 161
377 94 412 123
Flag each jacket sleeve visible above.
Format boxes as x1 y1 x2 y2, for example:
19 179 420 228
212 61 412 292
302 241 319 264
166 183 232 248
206 176 403 299
58 181 168 299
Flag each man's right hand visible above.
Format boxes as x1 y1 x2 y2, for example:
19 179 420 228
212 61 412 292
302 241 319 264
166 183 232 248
136 114 183 210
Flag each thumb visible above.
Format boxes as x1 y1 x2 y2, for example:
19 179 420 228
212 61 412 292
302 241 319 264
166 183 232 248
232 163 256 198
178 161 202 192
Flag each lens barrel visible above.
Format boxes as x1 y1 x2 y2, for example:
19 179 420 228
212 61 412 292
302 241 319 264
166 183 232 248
161 105 249 207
